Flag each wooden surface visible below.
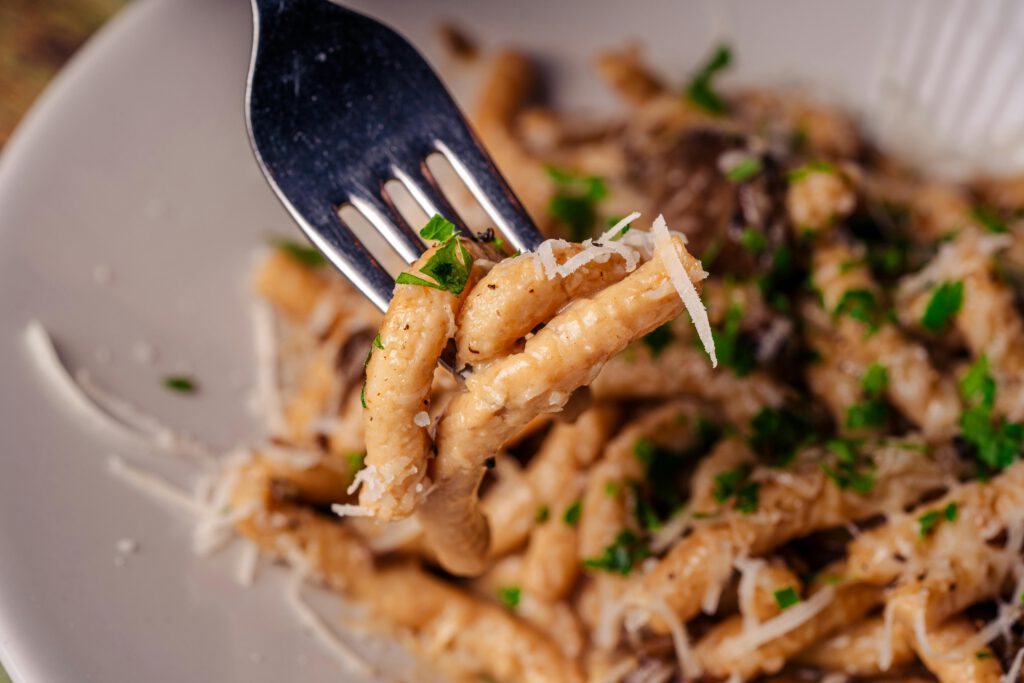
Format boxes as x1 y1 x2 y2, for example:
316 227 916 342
0 0 127 148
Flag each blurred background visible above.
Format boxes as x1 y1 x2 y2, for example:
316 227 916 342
1 0 125 678
0 0 126 148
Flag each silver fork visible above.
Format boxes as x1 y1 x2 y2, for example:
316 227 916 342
245 0 544 312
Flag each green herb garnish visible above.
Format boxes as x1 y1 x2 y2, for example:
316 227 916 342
738 227 768 254
272 238 327 268
726 157 762 183
787 160 837 184
749 407 812 466
497 586 521 609
712 463 759 514
685 44 732 115
419 214 460 242
921 280 963 332
822 438 875 493
773 586 801 610
976 651 993 660
845 363 890 430
583 530 651 575
711 303 757 376
536 505 550 523
918 502 958 538
563 499 582 526
834 288 886 331
163 375 197 394
372 334 384 350
958 355 1024 472
972 205 1007 234
395 220 473 295
546 166 608 241
642 323 674 358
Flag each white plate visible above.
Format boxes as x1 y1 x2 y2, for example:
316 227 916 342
1 1 1023 681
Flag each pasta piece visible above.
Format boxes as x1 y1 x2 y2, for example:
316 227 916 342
520 407 618 600
796 616 915 676
812 241 960 438
595 46 668 107
456 245 631 368
359 242 478 520
695 580 881 681
642 440 949 628
785 163 857 235
421 234 708 575
255 248 329 321
898 227 1024 420
592 344 786 426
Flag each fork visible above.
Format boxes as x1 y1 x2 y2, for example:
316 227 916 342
245 0 544 312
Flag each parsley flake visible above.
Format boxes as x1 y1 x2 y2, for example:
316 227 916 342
686 44 732 115
834 288 886 331
271 237 327 268
749 407 813 466
787 160 837 184
773 586 801 610
921 280 963 332
395 231 473 295
958 355 1024 472
563 499 582 526
535 505 550 523
642 323 674 358
418 214 460 242
497 586 521 609
546 166 608 241
918 502 958 538
726 157 763 183
822 438 875 493
972 205 1007 234
583 530 651 575
711 303 757 376
846 363 890 431
738 227 768 254
163 375 197 394
712 463 759 514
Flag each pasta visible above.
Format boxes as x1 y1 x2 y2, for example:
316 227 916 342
214 42 1024 682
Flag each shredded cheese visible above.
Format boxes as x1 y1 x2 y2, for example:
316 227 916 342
107 455 203 515
730 585 836 653
236 542 260 586
651 215 716 367
1006 645 1024 683
284 573 375 675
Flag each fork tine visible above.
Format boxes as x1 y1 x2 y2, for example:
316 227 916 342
349 191 425 265
392 164 470 236
435 137 544 253
296 210 395 312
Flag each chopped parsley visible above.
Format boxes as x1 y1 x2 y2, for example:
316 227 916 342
972 205 1007 234
918 502 958 538
163 375 197 394
563 499 582 526
583 530 651 575
976 651 993 660
685 44 732 115
738 227 768 254
345 453 366 485
726 157 763 183
712 463 759 514
546 166 608 241
642 323 674 357
921 280 963 332
711 303 757 376
773 586 801 610
633 418 720 524
834 288 886 331
395 219 473 295
497 586 521 609
604 481 621 497
787 160 837 184
845 363 889 430
271 237 327 268
822 438 875 493
372 334 384 350
418 214 460 242
535 505 550 523
749 407 813 466
958 354 1024 472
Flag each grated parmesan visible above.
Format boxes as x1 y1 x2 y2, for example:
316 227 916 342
730 585 835 653
107 455 203 515
651 215 716 367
